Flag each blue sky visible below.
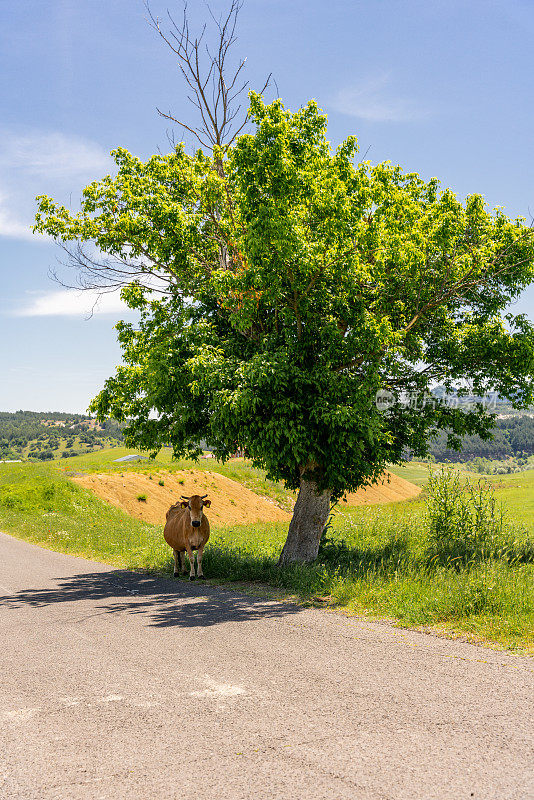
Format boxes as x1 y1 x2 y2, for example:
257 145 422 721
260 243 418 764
2 0 534 412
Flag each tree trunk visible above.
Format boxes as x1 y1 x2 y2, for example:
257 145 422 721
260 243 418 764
278 474 331 565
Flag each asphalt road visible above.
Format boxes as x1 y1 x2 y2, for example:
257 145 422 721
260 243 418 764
1 531 533 800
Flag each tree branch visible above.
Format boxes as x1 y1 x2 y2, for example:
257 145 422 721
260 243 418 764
146 0 272 151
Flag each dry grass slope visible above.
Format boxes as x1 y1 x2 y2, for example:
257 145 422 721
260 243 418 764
72 469 421 525
72 470 292 525
344 472 421 506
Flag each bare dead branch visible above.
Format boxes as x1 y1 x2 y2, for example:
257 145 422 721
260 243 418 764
146 1 272 151
51 242 178 298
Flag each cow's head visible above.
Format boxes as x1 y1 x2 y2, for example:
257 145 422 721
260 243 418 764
180 494 211 527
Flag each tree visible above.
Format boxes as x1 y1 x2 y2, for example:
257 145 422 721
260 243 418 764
34 93 534 561
35 450 54 461
34 10 534 564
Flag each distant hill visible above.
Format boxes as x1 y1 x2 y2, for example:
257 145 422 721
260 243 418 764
3 402 534 466
423 416 534 463
0 411 123 462
418 390 534 462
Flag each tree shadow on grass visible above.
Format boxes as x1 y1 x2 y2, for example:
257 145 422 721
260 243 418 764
318 536 411 574
0 568 303 628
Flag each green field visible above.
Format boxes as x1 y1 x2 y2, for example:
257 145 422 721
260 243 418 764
481 471 534 528
0 452 532 654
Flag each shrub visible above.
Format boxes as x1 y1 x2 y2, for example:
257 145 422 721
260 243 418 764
34 450 54 461
158 479 165 486
424 468 532 567
137 494 147 502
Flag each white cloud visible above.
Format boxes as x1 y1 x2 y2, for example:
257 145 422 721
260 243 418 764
0 204 40 242
0 130 111 179
331 74 427 122
0 186 51 242
15 288 130 318
0 128 113 243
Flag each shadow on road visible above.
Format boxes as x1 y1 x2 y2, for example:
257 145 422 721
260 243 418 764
0 570 302 628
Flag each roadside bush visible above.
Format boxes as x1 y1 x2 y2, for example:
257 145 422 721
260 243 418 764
424 468 532 567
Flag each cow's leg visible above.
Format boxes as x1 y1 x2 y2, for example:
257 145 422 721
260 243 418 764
173 549 180 578
179 550 187 575
185 544 196 580
196 545 205 579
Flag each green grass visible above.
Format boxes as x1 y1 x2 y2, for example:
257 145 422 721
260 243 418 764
0 462 167 569
481 470 534 529
1 460 532 654
56 445 147 470
387 461 434 487
390 462 534 533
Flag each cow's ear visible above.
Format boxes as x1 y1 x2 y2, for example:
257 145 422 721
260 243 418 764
180 500 189 508
203 499 211 508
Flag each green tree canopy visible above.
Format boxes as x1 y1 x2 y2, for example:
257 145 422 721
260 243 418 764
34 94 534 562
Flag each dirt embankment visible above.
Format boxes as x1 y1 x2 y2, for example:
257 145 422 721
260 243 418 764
72 469 421 526
344 472 421 506
72 470 292 526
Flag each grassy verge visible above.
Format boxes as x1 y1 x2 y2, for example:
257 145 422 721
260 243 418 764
1 462 532 654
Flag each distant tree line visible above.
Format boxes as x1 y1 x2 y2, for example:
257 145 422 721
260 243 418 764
425 416 534 462
3 408 533 466
0 411 123 460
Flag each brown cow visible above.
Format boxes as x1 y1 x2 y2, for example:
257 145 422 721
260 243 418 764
163 494 211 580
